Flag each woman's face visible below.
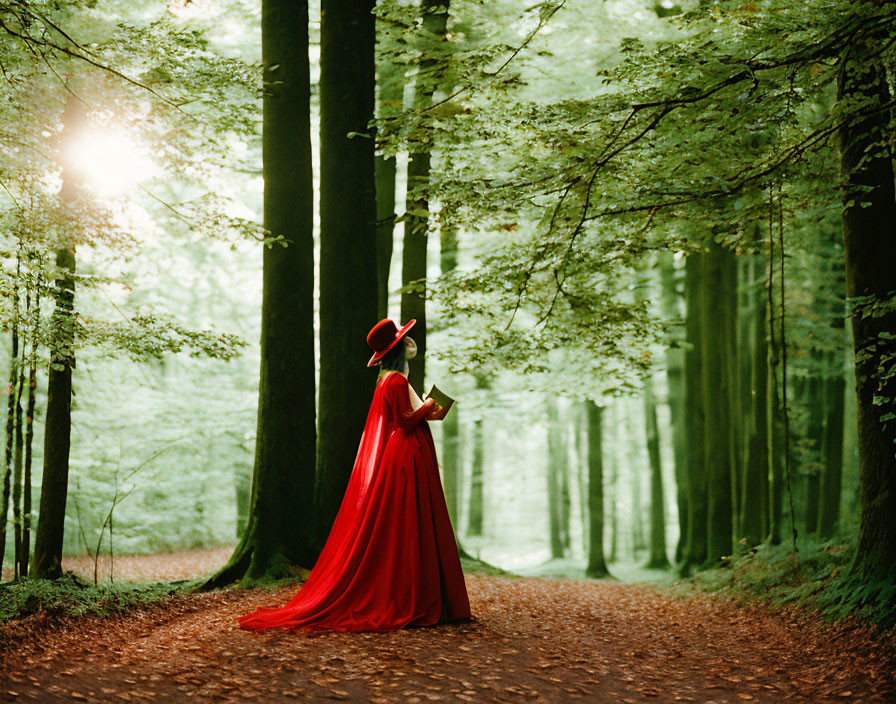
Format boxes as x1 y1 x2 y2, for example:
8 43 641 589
403 336 417 359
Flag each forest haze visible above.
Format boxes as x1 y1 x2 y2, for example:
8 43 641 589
0 0 894 646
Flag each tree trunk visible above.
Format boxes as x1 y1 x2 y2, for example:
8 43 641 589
22 272 38 580
203 0 317 587
439 212 461 527
836 38 896 581
681 253 707 574
767 356 785 545
818 270 846 538
467 408 485 538
804 365 825 535
626 403 646 556
607 403 619 563
374 60 403 320
546 397 565 559
585 401 609 577
644 371 669 569
659 253 687 564
314 0 379 552
12 326 26 578
702 241 734 566
727 252 743 538
0 267 19 579
399 0 450 393
574 401 590 559
32 92 83 579
740 256 769 546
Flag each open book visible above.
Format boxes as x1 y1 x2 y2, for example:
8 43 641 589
423 384 455 418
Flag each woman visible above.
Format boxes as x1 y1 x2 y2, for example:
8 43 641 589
237 318 471 632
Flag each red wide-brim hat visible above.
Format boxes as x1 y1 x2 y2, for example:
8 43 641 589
367 318 416 367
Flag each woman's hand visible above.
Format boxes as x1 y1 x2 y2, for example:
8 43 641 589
426 402 447 421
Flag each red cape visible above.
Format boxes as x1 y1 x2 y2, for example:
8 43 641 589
237 371 471 631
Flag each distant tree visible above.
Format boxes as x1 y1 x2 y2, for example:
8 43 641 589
585 401 610 578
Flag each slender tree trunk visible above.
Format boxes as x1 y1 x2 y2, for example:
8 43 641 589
837 37 896 580
585 401 609 577
644 372 669 569
12 318 26 578
702 241 734 566
400 0 450 393
767 247 785 546
22 269 38 579
0 261 20 578
818 278 846 538
740 256 769 545
607 403 619 563
574 401 590 559
33 92 82 579
804 365 825 535
558 408 572 554
659 253 687 564
203 0 317 587
374 61 403 320
438 222 462 529
315 0 379 553
623 403 645 556
727 252 743 538
467 409 485 537
546 397 565 559
681 253 707 574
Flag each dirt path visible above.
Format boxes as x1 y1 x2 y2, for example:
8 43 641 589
1 570 894 703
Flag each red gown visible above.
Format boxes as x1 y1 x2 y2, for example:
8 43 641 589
237 370 471 632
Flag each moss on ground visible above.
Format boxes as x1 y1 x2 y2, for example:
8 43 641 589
672 535 896 631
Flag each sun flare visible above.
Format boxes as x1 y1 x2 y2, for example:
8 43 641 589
66 128 159 197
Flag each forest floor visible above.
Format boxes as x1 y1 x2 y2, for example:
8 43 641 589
0 547 894 704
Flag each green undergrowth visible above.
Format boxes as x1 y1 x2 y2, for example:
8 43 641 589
673 536 896 631
460 552 516 577
0 572 199 623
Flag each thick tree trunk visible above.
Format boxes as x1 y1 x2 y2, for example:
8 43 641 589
836 39 896 581
740 257 769 546
203 0 317 587
315 0 379 552
400 0 450 393
702 241 734 566
681 253 707 574
659 253 687 564
585 401 609 577
32 92 83 579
